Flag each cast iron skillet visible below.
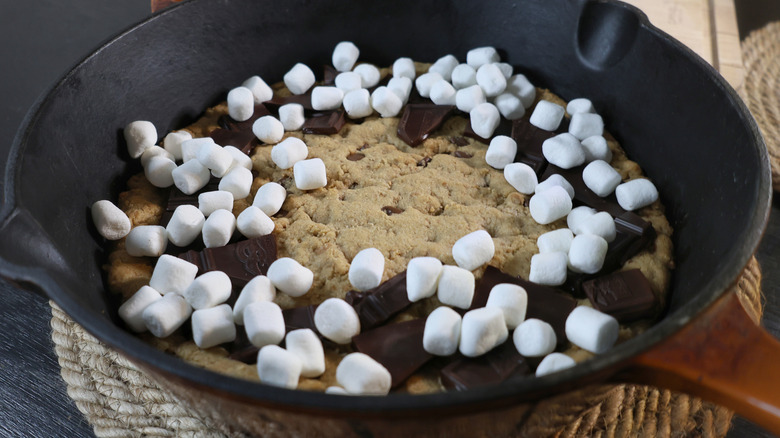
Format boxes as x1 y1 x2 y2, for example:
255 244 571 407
0 0 775 434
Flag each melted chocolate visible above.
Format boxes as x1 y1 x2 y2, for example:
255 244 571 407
346 153 366 161
381 206 404 215
352 318 432 387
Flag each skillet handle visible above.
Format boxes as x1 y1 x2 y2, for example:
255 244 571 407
621 270 780 434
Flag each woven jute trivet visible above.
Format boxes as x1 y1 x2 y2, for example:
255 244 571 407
50 257 762 437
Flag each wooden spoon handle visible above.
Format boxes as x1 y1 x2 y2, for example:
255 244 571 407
623 286 780 434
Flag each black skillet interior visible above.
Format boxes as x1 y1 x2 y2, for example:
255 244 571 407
0 0 770 416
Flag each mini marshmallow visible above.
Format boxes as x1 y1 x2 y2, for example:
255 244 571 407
325 386 350 395
616 179 659 211
271 137 308 170
349 247 385 291
118 286 162 332
197 142 234 178
392 57 416 80
253 182 287 216
163 130 192 160
91 200 131 240
257 344 302 389
535 352 576 377
387 76 413 104
252 116 285 144
414 72 443 98
198 190 234 217
237 206 275 238
125 225 168 257
332 41 360 72
311 86 344 111
283 63 316 95
565 306 619 354
223 146 253 171
455 84 487 113
267 257 313 297
294 158 328 191
183 270 232 310
485 135 518 169
172 159 211 195
144 156 177 188
495 62 513 78
513 318 556 357
582 160 621 197
506 74 536 108
242 75 273 104
244 301 285 347
429 79 457 106
535 174 575 199
476 63 507 97
469 102 500 139
336 352 391 395
201 208 236 248
494 93 526 120
542 133 586 169
142 293 192 338
124 120 157 159
406 256 443 302
335 71 363 93
181 137 214 162
437 265 475 309
569 112 604 140
452 230 495 271
529 185 572 225
353 63 381 88
343 89 374 119
314 298 361 344
504 162 538 194
423 306 462 356
233 275 276 325
529 252 568 286
428 54 459 81
567 98 595 115
467 46 500 68
580 211 616 242
279 103 306 131
459 306 508 357
537 228 574 254
191 304 236 349
567 206 597 235
371 86 403 117
451 63 477 89
140 145 174 168
166 204 205 247
286 329 325 378
219 166 253 199
581 135 612 163
227 86 255 122
486 283 528 329
529 100 565 131
568 234 608 274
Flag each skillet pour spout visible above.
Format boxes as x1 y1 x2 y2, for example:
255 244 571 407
0 0 775 435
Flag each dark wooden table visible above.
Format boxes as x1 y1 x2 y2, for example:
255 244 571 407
0 1 777 437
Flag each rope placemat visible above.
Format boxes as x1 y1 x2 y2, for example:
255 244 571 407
743 21 780 191
51 257 762 437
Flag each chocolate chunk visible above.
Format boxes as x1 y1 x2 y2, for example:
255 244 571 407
583 269 658 322
474 267 577 346
381 206 404 215
178 235 277 288
264 93 314 113
217 104 270 132
449 136 469 146
282 305 318 333
350 271 411 330
159 178 221 227
344 290 370 306
416 156 432 167
346 153 366 161
352 318 432 387
209 127 259 155
227 330 258 364
440 340 530 391
357 143 370 151
302 110 346 135
322 65 338 86
511 117 554 158
397 104 455 146
276 175 293 190
452 150 473 158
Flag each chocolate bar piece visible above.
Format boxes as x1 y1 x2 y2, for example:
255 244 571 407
159 177 221 227
583 269 658 322
209 127 259 155
282 305 318 333
322 65 338 86
440 340 530 391
178 235 277 288
264 93 314 113
397 104 454 146
217 104 270 132
352 318 432 387
350 270 411 330
302 110 346 135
